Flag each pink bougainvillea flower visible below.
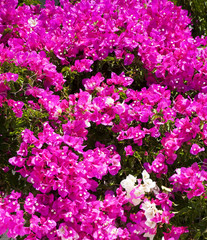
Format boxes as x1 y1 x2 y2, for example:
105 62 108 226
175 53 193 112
71 59 94 72
124 145 134 156
190 143 205 155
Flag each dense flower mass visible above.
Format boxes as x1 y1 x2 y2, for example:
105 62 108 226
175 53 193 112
0 0 207 239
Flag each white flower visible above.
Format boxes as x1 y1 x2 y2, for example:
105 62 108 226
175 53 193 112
28 17 38 27
142 179 156 192
85 120 91 127
141 170 159 193
128 185 145 206
135 184 145 194
126 174 137 183
145 219 157 228
142 170 150 181
145 208 156 220
105 97 114 107
120 174 137 193
176 168 181 175
131 198 142 206
143 232 155 240
142 201 161 220
141 200 152 211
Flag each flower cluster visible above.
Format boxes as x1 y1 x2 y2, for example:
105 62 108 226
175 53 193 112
169 162 207 199
121 171 174 239
0 0 207 239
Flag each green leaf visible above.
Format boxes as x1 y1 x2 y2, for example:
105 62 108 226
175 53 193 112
103 56 115 62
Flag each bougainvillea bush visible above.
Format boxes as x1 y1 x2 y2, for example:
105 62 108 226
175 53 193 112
1 0 207 239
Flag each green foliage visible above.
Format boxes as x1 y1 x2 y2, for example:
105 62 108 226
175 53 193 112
0 61 49 195
0 105 48 194
171 196 207 240
59 52 147 94
18 0 41 6
171 0 207 37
